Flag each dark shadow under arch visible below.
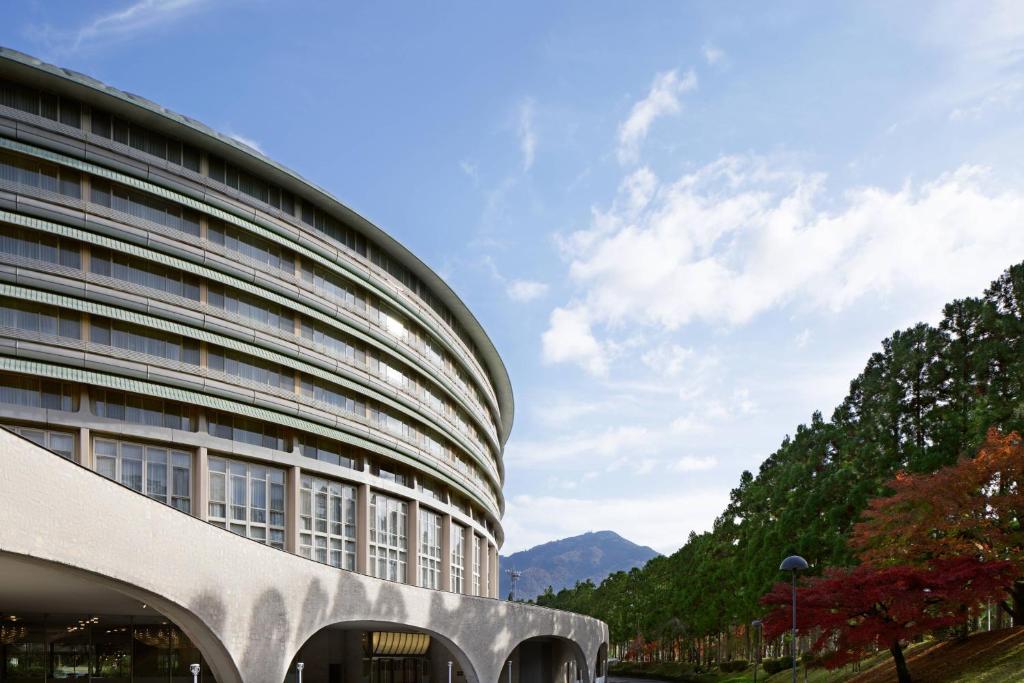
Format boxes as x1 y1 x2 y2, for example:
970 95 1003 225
502 635 591 683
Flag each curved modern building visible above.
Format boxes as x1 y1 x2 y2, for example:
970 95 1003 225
0 49 607 683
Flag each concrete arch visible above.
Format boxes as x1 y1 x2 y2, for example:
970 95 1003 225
0 551 241 683
501 634 591 683
288 618 481 683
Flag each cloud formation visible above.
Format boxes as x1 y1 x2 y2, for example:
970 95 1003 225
617 69 697 164
518 98 537 171
545 156 1024 374
506 279 549 302
32 0 211 53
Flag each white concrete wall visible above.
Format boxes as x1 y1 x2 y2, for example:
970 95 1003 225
0 430 607 683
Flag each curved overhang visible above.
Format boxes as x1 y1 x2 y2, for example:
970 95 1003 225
0 46 515 447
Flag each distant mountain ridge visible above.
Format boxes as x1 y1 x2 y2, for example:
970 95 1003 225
499 530 659 600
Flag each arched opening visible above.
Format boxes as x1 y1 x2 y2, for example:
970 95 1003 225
593 643 608 683
0 552 238 683
286 621 476 683
504 636 589 683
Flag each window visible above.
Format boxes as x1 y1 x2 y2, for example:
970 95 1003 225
90 318 198 364
299 435 357 470
0 299 80 339
451 523 465 593
206 411 286 451
90 179 200 237
91 389 193 431
299 475 356 570
300 261 366 312
418 508 442 590
208 348 294 391
90 247 200 301
207 155 295 213
208 219 289 272
300 319 365 366
207 456 285 548
90 109 200 171
0 151 81 199
94 438 191 512
472 535 482 596
0 373 77 411
206 284 293 332
0 224 81 269
5 425 75 460
369 492 407 583
300 377 364 416
0 79 81 127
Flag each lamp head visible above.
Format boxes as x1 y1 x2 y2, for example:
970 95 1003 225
751 619 762 628
296 663 304 672
779 555 809 572
189 664 201 675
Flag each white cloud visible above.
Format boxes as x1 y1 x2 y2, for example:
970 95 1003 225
544 156 1024 375
226 131 263 154
505 424 653 467
518 98 537 171
794 328 812 349
702 43 725 66
541 306 607 376
459 160 479 184
673 455 718 472
617 69 697 165
641 344 694 377
33 0 211 53
506 279 549 302
501 491 728 554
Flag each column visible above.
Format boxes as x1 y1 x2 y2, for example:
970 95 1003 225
357 483 371 574
479 537 490 598
407 499 420 586
461 524 473 595
286 465 301 554
440 513 452 592
77 427 91 469
195 446 209 521
490 544 499 598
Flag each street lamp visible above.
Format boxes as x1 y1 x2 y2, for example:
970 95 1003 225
779 556 808 683
507 659 513 683
750 620 762 683
448 660 453 683
189 663 200 683
296 661 304 683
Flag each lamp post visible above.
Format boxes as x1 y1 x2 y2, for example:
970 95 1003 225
448 660 453 683
296 661 304 683
507 659 512 683
189 663 200 683
750 620 762 683
779 556 808 683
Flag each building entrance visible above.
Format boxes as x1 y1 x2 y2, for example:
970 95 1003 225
368 657 430 683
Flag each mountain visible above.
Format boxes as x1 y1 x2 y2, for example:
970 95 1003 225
499 530 659 600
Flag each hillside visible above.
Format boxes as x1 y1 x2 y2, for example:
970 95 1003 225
499 530 658 600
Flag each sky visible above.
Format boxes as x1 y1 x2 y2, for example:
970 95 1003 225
5 1 1024 555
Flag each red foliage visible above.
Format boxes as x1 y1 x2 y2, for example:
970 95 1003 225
851 428 1024 568
760 557 1015 668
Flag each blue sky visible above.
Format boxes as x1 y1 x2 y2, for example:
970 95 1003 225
5 1 1024 553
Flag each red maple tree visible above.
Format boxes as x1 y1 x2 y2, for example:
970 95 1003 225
760 558 1015 683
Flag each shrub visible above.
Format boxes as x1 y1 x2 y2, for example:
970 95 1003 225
719 660 749 672
762 658 794 675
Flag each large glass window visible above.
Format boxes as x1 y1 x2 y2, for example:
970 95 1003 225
208 348 294 391
90 317 199 364
90 247 200 300
369 492 408 583
206 410 286 451
91 108 201 171
0 373 77 411
4 424 75 459
207 456 286 548
299 475 356 570
94 438 191 512
300 318 366 366
299 434 358 470
208 154 295 213
0 224 81 269
451 522 465 593
91 389 194 431
300 377 364 416
90 178 200 237
418 508 442 590
0 150 81 198
0 79 82 126
300 261 366 312
0 298 81 339
207 284 293 332
208 218 289 273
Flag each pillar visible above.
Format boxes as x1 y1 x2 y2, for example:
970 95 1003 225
490 544 499 598
286 465 300 554
195 446 209 521
479 537 490 598
407 499 420 586
462 524 474 595
77 426 91 468
357 483 371 574
441 512 453 592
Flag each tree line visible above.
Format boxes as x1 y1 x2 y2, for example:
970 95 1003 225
535 261 1024 674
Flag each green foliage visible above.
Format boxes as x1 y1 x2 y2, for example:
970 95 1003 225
718 660 748 672
543 261 1024 661
762 658 793 675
